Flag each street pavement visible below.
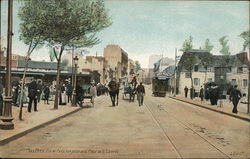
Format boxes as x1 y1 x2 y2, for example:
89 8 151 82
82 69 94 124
0 87 249 158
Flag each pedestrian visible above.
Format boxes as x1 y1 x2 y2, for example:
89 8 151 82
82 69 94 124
0 77 3 116
66 81 73 103
59 83 66 105
27 79 38 112
184 86 188 98
90 82 97 106
36 81 43 103
43 84 50 104
12 83 20 106
199 86 204 102
210 84 219 105
229 85 242 114
136 82 145 106
76 84 84 105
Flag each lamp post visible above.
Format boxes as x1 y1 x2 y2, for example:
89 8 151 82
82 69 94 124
0 0 14 130
72 56 78 106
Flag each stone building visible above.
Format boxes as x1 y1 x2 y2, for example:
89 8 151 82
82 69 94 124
177 49 249 96
104 45 128 81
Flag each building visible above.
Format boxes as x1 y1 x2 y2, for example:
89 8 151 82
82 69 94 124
148 54 162 69
104 45 128 81
127 59 135 82
177 49 249 96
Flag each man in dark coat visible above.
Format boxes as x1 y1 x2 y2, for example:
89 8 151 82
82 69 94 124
43 84 50 104
36 81 43 103
66 82 73 103
229 85 242 114
136 82 145 106
28 79 38 112
210 84 219 105
184 86 188 98
190 87 195 99
0 78 3 116
199 86 204 101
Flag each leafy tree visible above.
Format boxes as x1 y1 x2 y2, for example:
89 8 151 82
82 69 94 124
200 52 213 83
18 2 45 120
180 52 197 99
135 61 141 73
239 30 250 51
219 36 230 65
182 36 193 52
20 0 112 109
203 38 214 52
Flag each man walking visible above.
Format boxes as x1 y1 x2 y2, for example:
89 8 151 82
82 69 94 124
66 81 73 103
36 81 42 103
43 84 50 104
184 86 188 98
230 85 242 114
136 82 145 106
28 79 38 112
199 86 204 102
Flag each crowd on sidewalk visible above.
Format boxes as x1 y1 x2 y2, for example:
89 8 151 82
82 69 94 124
182 84 243 114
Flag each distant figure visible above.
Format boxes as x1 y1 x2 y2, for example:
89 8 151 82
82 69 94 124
136 82 145 106
59 84 66 105
229 85 242 114
66 82 73 103
43 84 50 104
190 87 195 99
199 86 204 101
0 78 3 116
131 76 138 89
108 79 119 106
90 82 97 105
37 81 42 103
184 86 188 98
76 84 84 105
210 84 219 105
28 79 38 112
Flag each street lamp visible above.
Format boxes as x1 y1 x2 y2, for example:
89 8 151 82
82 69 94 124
72 56 79 106
0 0 14 130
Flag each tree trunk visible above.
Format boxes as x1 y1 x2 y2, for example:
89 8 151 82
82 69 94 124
54 62 61 109
190 71 194 100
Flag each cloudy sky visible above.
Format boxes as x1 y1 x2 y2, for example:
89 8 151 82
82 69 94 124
0 0 249 68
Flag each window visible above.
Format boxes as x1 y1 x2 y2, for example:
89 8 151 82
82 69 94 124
185 72 191 78
227 67 232 73
231 79 236 86
194 65 199 72
194 78 200 86
243 79 248 88
237 67 243 73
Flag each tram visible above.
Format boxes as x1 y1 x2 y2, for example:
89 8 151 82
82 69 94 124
152 75 169 97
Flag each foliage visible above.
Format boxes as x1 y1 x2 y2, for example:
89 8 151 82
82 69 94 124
135 61 141 73
239 30 250 51
181 36 193 52
219 36 230 65
19 0 112 109
203 39 214 52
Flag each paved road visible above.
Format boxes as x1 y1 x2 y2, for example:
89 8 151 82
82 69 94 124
0 88 249 158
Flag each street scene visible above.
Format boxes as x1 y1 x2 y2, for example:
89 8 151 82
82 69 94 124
0 0 249 158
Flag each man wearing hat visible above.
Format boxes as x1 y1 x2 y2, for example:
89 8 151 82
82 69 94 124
230 85 242 114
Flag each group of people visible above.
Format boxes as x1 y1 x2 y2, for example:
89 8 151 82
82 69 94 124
183 84 242 114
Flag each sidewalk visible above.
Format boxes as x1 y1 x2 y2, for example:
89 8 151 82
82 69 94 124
169 95 250 122
0 101 82 145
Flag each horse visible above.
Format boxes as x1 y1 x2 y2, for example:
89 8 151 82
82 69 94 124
108 81 120 106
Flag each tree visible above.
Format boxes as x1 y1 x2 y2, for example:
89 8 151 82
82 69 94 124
203 38 214 52
18 2 45 120
20 0 112 109
219 36 230 65
239 30 250 51
182 36 193 52
200 52 214 84
180 52 197 99
135 61 141 73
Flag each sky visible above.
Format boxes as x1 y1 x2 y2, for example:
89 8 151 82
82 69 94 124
0 0 249 68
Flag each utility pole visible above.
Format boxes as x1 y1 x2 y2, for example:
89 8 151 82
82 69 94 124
0 0 2 66
0 0 14 130
173 48 177 97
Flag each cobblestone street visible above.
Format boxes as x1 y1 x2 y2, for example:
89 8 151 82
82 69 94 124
0 88 249 158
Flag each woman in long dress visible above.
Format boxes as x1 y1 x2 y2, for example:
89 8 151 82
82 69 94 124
60 84 67 105
90 83 97 106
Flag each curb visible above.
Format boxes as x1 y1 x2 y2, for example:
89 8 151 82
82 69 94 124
169 96 250 122
0 107 83 145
